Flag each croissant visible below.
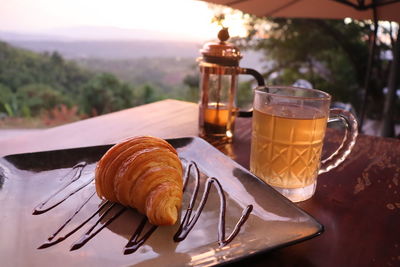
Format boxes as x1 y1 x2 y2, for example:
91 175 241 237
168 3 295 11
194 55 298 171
95 136 183 225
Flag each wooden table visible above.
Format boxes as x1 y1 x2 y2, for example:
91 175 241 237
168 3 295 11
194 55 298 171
1 99 399 266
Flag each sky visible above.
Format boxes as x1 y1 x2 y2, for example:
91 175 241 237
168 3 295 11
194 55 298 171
0 0 247 41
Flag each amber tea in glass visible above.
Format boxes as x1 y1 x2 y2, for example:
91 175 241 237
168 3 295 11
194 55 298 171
198 71 239 143
250 86 358 202
200 102 238 141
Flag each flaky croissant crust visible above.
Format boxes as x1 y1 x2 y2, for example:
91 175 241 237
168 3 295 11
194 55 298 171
95 136 183 225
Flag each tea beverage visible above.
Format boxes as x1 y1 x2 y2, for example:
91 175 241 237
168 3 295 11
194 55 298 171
199 103 238 141
250 86 358 202
250 105 327 189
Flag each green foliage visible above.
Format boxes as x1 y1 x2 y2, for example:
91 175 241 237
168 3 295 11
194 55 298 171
0 40 201 125
0 42 93 94
128 83 168 106
80 73 134 116
0 41 94 118
15 84 67 117
78 58 201 104
182 73 200 103
0 83 13 115
228 17 393 118
236 81 253 109
0 41 149 121
76 57 195 93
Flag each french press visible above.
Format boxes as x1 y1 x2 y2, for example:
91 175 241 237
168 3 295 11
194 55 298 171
198 27 265 143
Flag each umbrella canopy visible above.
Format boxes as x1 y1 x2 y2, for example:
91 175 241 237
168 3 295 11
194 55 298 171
203 0 400 22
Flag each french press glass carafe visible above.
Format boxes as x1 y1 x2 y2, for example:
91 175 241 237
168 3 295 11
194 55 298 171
198 28 265 143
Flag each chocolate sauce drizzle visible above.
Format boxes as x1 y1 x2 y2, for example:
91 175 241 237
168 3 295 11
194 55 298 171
33 162 90 215
174 161 253 247
70 203 127 251
35 159 253 254
124 217 158 255
38 191 97 248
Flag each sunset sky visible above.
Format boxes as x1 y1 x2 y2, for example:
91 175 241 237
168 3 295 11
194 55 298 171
0 0 247 41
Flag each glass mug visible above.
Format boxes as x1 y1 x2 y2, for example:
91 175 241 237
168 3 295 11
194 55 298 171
250 86 358 202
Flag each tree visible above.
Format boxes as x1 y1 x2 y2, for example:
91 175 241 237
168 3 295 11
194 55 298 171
132 84 166 105
0 83 14 116
15 84 67 117
182 74 199 103
218 16 392 119
80 73 134 116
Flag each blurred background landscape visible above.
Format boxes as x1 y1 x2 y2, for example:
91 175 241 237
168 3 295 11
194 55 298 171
0 0 398 137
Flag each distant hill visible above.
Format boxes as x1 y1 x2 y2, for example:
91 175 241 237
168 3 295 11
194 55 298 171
0 41 94 117
0 26 201 42
0 30 202 89
0 41 92 93
0 27 265 71
0 26 202 59
38 26 193 41
6 39 201 59
0 38 265 125
0 40 176 119
75 57 196 89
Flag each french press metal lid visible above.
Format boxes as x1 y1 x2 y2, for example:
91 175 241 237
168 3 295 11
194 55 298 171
200 28 242 67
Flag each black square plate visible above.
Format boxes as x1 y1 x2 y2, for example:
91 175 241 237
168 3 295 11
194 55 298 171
0 137 323 266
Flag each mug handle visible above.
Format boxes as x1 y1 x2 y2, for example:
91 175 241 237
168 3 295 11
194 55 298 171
238 68 265 117
319 109 358 174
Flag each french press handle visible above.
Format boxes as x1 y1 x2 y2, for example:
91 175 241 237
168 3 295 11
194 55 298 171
238 68 265 117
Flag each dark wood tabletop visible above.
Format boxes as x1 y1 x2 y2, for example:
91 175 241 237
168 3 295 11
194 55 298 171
226 118 400 267
1 99 399 266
